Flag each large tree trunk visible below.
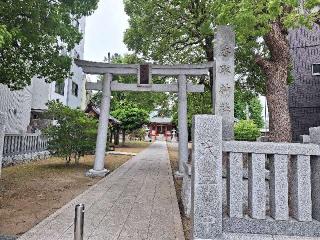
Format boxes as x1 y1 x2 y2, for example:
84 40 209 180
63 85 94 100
264 66 292 142
114 127 120 145
256 21 292 142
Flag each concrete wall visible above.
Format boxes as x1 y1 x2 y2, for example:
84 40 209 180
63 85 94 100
30 77 53 111
31 17 87 111
0 85 32 133
289 24 320 141
66 17 87 109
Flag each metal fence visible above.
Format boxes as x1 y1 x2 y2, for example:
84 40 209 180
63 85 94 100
3 133 48 157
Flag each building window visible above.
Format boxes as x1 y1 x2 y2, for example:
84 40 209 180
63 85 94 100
74 50 80 59
75 20 80 29
312 64 320 76
55 81 65 95
72 82 79 97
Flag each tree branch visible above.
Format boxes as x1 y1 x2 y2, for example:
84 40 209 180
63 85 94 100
171 39 202 51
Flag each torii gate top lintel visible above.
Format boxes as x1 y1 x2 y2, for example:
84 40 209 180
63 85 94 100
75 59 214 76
75 59 211 93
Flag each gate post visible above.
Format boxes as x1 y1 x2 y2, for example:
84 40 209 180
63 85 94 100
0 112 7 178
213 26 235 140
310 127 320 221
88 73 112 177
191 115 223 239
178 74 189 175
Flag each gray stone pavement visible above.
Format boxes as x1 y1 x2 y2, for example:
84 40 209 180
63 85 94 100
14 141 320 240
17 142 184 240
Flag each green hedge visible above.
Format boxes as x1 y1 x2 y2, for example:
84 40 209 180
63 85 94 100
234 120 261 141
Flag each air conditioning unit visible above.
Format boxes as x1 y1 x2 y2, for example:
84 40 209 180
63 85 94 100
312 64 320 76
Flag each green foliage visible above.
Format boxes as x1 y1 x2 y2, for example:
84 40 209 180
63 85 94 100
129 128 146 141
215 0 319 41
172 89 212 129
0 0 98 89
124 0 215 64
234 120 261 141
111 103 149 133
249 98 264 129
123 0 266 94
124 0 319 141
124 0 318 94
43 101 98 164
235 89 264 128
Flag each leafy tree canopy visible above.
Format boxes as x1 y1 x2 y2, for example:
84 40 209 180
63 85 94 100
124 0 319 142
215 0 319 141
124 0 264 92
0 0 98 89
124 0 319 95
235 90 264 128
44 100 98 164
111 103 150 133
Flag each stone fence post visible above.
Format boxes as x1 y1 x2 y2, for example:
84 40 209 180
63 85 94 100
191 115 223 239
213 26 235 140
0 112 7 178
310 127 320 221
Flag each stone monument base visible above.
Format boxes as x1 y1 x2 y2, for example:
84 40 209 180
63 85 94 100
174 171 184 179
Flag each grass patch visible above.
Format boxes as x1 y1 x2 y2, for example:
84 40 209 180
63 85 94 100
0 141 149 236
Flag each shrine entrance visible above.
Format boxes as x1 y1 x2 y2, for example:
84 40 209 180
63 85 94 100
76 26 235 177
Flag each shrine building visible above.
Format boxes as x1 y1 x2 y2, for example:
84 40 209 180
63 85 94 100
148 117 175 141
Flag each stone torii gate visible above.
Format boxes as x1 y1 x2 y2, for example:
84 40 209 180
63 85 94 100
76 26 235 177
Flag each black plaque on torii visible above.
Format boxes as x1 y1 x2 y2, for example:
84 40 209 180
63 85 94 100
139 64 151 85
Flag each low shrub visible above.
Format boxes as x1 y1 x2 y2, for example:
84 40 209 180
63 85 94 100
234 120 261 141
44 100 98 164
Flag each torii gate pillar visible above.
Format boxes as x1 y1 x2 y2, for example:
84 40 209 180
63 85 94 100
87 73 112 177
178 75 189 175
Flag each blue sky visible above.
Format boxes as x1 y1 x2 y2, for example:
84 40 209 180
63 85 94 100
84 0 129 62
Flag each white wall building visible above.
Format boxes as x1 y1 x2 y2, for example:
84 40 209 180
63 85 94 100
0 18 87 134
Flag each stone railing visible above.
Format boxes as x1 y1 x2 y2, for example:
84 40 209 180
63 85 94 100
3 133 48 157
189 115 320 239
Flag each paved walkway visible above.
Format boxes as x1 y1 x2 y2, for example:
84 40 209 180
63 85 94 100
18 142 184 240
